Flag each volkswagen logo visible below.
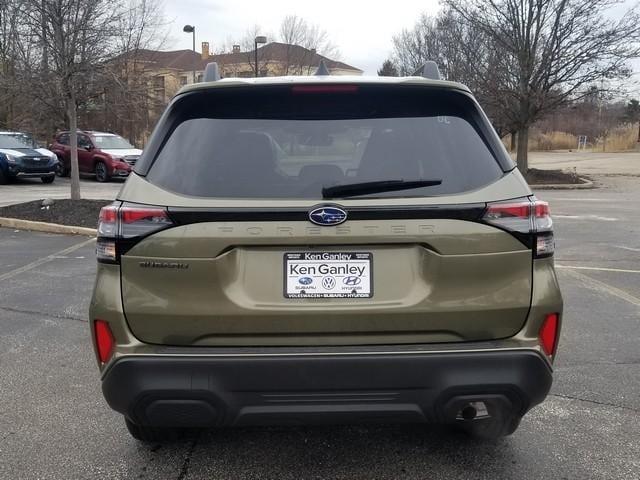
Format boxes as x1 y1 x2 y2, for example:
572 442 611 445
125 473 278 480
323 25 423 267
322 276 336 289
343 276 361 286
308 206 347 226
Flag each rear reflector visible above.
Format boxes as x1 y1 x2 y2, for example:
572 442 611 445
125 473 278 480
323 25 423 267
94 319 115 363
539 313 559 356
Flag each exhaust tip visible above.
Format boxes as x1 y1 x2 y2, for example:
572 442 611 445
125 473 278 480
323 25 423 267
461 405 477 420
455 401 490 421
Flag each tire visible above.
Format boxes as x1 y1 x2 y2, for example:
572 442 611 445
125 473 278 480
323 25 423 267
94 161 111 183
41 175 55 184
56 161 69 177
124 418 187 443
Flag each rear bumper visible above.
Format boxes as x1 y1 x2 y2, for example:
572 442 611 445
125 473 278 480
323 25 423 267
102 349 552 428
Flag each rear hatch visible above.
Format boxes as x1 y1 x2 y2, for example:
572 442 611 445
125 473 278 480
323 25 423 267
112 83 534 346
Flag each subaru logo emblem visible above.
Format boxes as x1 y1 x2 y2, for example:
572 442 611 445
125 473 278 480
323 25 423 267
298 277 313 285
308 205 347 226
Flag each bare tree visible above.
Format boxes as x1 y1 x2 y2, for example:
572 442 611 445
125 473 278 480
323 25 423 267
16 0 123 199
278 15 339 75
0 0 24 129
443 0 640 172
235 24 273 75
392 11 518 138
103 0 169 145
9 0 166 198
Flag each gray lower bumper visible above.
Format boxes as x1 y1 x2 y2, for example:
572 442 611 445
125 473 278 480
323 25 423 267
102 349 552 428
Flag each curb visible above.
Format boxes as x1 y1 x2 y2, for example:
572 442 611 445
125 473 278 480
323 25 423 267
0 217 97 236
530 178 594 190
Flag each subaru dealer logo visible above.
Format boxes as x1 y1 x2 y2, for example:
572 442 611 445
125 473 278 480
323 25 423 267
308 206 347 226
322 276 336 289
298 277 313 285
343 276 361 286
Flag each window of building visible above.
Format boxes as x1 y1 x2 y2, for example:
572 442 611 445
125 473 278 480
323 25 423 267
152 76 165 90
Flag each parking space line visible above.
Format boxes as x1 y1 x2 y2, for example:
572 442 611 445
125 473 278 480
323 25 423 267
0 237 95 283
613 245 640 253
556 265 640 274
560 268 640 308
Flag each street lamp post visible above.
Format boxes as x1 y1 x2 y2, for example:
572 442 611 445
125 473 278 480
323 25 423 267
254 36 267 77
183 25 196 83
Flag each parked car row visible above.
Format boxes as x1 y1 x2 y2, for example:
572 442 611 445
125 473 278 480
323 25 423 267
0 129 142 184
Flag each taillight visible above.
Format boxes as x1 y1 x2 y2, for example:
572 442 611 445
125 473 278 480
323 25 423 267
482 198 554 257
93 319 115 363
539 313 560 356
96 202 173 263
119 205 173 238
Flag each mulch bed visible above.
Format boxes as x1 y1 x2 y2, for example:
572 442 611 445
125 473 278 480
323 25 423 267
526 168 587 185
0 199 111 228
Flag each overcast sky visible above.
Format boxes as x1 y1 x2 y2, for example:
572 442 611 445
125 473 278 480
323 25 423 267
164 0 440 74
164 0 639 95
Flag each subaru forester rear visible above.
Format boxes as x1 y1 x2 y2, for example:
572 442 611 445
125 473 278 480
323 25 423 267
90 71 562 441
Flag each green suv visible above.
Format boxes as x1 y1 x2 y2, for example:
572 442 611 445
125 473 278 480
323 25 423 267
90 63 562 441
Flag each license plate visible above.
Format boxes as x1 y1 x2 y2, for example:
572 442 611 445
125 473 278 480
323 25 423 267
284 252 372 298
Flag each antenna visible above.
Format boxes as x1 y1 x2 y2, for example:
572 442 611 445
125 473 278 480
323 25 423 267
203 62 221 82
413 61 441 80
314 60 330 76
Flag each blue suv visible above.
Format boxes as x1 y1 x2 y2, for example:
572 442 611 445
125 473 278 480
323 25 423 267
0 131 59 184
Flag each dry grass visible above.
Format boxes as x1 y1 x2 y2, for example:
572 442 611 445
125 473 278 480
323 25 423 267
529 131 579 151
596 126 639 152
503 126 639 152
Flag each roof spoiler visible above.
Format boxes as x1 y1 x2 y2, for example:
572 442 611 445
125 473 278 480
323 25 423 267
203 62 221 82
314 60 330 76
413 61 441 80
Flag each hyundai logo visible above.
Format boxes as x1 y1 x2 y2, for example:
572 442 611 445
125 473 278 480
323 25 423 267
308 206 347 226
298 277 313 285
342 276 361 286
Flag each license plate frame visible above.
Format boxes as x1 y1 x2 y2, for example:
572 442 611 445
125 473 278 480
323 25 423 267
284 252 373 299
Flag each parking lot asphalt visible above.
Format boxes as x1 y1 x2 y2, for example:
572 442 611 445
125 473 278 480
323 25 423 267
0 176 123 207
0 175 639 479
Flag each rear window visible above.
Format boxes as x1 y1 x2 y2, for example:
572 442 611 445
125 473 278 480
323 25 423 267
145 86 505 199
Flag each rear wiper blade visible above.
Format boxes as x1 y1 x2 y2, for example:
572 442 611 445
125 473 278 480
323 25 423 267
322 179 442 199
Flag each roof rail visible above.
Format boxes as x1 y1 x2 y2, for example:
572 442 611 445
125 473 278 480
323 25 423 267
203 62 221 82
413 61 441 80
314 60 330 76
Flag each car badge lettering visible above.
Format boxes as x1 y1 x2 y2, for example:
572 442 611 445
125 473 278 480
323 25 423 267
139 261 189 270
308 206 348 226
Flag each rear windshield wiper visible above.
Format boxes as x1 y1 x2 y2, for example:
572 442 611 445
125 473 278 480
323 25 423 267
322 179 442 199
